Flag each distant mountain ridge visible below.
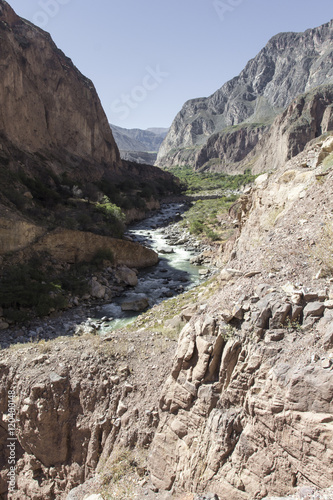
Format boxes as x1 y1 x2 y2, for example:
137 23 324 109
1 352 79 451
110 124 169 164
157 19 333 171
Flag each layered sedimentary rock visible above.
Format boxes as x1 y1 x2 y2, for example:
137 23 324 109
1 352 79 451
29 228 159 268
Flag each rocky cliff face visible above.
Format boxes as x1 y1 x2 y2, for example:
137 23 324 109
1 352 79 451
0 332 176 499
195 84 333 174
0 0 178 264
0 0 176 194
0 0 121 181
110 125 169 165
157 19 333 170
110 125 168 153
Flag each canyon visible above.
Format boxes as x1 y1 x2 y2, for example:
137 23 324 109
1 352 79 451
0 2 332 500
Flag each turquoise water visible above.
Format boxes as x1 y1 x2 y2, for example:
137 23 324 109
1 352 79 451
96 203 206 331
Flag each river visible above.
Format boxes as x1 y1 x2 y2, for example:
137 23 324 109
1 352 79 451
1 203 211 347
96 202 208 330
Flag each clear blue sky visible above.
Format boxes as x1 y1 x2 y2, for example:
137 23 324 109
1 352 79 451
8 0 333 130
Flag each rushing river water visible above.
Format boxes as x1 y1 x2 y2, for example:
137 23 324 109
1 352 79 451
96 203 206 330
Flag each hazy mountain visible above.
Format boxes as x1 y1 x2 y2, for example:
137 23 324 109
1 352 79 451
110 124 169 164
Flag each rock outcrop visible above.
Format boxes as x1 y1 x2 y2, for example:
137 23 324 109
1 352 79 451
0 213 43 254
0 331 176 499
157 20 333 171
149 284 333 498
27 229 159 268
192 84 333 174
241 84 333 175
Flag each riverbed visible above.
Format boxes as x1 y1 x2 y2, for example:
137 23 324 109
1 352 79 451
96 202 209 330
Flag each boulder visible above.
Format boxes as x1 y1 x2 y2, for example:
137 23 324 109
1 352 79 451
322 324 333 349
158 246 174 254
90 279 106 299
321 135 333 153
114 266 138 286
0 320 9 330
121 294 149 312
303 302 325 319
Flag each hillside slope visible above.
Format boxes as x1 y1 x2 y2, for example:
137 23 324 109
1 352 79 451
110 124 168 153
157 19 333 171
150 133 333 499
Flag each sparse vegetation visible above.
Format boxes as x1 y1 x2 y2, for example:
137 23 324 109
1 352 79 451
90 248 115 268
311 221 333 277
123 275 219 339
322 151 333 171
95 197 126 237
181 196 238 242
0 256 68 321
99 447 148 500
37 339 52 353
284 317 302 331
168 165 257 194
163 166 258 242
0 253 94 322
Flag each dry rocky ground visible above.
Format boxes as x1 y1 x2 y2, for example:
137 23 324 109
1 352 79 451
1 136 333 500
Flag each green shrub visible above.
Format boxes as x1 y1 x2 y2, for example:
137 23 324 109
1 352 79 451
95 198 126 237
77 213 93 230
96 198 125 221
189 219 204 235
205 228 220 241
134 195 147 210
140 184 156 199
0 258 67 320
